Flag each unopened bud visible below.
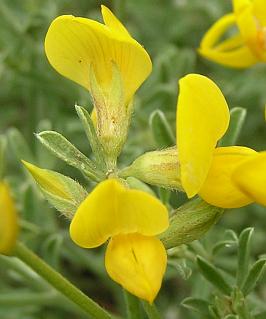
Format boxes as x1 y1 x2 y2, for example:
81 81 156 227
22 161 87 219
160 197 224 249
120 147 182 190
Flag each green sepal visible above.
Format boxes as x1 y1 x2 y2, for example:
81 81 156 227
36 131 105 181
160 197 223 249
75 105 106 170
89 63 130 169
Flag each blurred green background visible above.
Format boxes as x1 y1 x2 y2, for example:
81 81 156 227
0 0 266 318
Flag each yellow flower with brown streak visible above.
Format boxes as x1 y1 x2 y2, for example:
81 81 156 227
0 182 18 255
70 179 168 303
176 73 266 208
199 0 266 68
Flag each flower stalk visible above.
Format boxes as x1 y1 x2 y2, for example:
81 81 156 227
13 242 112 319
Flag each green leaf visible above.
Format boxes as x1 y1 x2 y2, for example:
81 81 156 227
75 105 106 170
219 107 246 146
36 131 105 181
181 297 210 316
197 256 232 295
242 259 266 296
237 228 254 287
224 315 239 319
149 109 175 148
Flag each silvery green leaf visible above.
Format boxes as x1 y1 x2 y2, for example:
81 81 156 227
75 105 106 170
242 259 266 296
237 228 254 287
36 131 105 181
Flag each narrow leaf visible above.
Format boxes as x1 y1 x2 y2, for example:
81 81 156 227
242 259 266 296
197 256 231 295
36 131 104 181
219 107 246 146
237 228 254 287
149 110 175 148
75 105 106 170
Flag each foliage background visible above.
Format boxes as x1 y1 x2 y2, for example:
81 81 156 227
0 0 266 318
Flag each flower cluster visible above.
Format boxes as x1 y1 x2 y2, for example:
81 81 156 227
19 3 266 305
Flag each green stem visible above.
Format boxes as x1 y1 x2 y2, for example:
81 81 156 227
124 290 141 319
142 302 161 319
14 242 112 319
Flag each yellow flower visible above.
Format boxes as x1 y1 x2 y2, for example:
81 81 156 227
176 74 266 208
232 151 266 206
70 179 168 303
199 0 266 68
45 5 152 162
45 5 152 106
0 182 18 255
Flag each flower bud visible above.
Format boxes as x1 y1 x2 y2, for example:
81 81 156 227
120 147 183 190
22 161 87 219
160 197 224 249
0 182 18 255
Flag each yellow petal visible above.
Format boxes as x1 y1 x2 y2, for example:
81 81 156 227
105 233 167 303
45 7 152 105
101 5 131 37
233 0 264 58
232 151 266 206
70 179 169 248
0 182 18 255
253 0 266 26
176 74 230 198
199 13 257 68
200 14 237 50
199 146 257 208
